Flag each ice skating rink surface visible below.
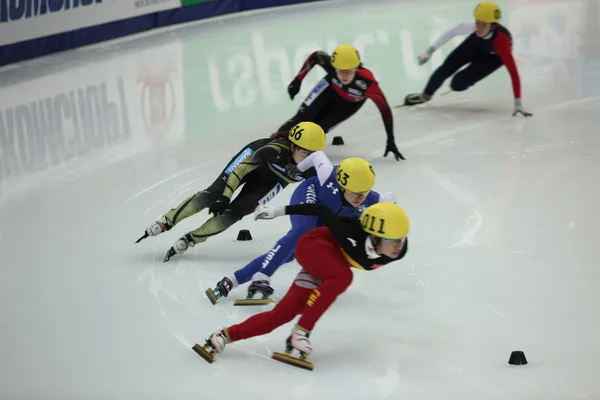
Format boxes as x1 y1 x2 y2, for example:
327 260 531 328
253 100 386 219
1 0 599 398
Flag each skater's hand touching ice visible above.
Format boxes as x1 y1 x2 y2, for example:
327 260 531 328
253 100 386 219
384 140 405 161
512 99 533 117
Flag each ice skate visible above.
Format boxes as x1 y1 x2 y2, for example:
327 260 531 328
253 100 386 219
396 92 431 108
234 280 276 306
205 277 234 305
135 216 172 243
272 325 314 370
163 233 194 262
191 329 231 364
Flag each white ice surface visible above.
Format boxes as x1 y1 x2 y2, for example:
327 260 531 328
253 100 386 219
1 0 600 399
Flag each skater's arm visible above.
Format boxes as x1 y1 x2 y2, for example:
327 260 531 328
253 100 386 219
222 145 280 199
429 21 476 50
284 203 348 242
284 203 366 260
295 51 331 81
493 32 522 99
296 151 334 186
364 82 395 143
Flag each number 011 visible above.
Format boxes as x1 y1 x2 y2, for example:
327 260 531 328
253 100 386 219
362 214 385 235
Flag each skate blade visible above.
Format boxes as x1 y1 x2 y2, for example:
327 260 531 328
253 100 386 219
135 232 149 243
233 298 276 306
191 344 216 364
163 247 175 263
272 352 314 371
205 289 220 305
394 103 427 109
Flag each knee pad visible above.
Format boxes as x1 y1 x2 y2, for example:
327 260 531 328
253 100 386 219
215 210 242 229
193 191 216 209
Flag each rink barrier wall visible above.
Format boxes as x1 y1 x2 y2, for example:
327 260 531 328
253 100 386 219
0 0 322 67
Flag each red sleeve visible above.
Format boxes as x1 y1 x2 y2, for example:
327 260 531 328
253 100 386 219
295 51 331 81
492 32 521 99
364 81 394 142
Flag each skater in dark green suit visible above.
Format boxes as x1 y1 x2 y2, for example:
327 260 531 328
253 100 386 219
136 121 327 262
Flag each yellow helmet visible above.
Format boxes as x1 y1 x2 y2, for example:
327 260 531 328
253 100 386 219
336 158 376 194
330 44 361 70
288 122 326 152
360 202 410 239
473 1 501 23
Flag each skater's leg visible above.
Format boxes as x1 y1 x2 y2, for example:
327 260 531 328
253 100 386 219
164 180 282 261
192 179 282 242
163 190 218 227
151 138 267 231
196 269 322 364
208 246 298 304
449 54 503 92
294 235 354 332
227 275 316 341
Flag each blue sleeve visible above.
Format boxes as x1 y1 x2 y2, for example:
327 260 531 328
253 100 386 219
289 177 320 230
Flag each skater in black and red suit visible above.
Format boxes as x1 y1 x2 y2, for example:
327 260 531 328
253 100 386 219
274 44 405 161
403 1 533 117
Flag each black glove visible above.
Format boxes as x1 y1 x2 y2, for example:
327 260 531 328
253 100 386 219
285 163 303 180
209 195 230 216
384 140 405 161
287 78 302 100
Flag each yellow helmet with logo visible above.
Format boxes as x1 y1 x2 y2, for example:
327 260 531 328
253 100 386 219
360 202 410 239
473 1 501 23
330 44 361 70
336 158 376 193
288 122 326 152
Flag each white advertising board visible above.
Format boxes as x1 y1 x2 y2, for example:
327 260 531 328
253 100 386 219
0 0 182 47
0 40 185 202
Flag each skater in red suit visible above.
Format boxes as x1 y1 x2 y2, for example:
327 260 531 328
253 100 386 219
274 44 405 161
192 201 410 370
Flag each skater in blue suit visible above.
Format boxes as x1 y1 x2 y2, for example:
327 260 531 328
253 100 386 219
205 151 396 305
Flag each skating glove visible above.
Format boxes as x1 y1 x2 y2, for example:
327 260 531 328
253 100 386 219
513 98 533 117
209 195 230 216
254 205 286 220
384 140 405 161
379 192 397 203
417 47 435 65
287 78 302 100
